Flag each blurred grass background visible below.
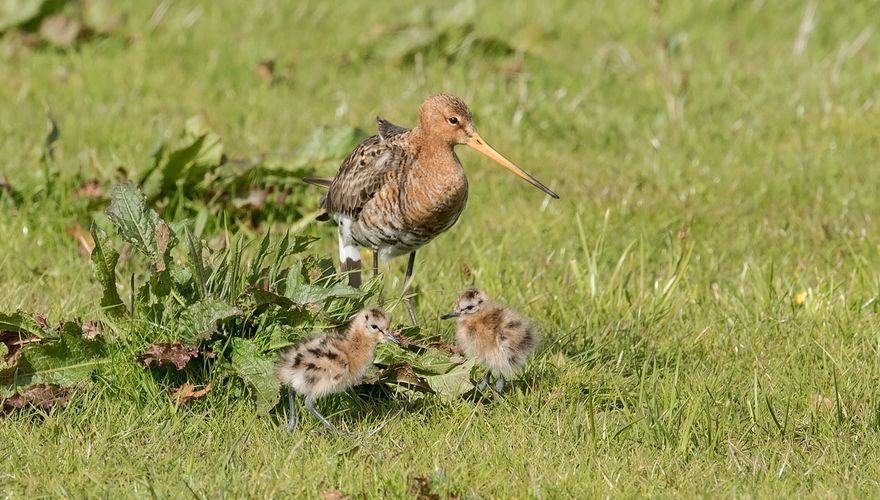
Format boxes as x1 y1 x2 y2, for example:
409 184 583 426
2 0 880 496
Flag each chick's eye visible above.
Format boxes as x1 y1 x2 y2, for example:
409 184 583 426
465 305 475 311
448 117 459 125
370 324 378 330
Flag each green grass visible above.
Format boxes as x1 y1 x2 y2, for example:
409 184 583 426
3 0 880 496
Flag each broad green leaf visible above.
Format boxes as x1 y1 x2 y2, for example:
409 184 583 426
177 299 241 343
368 362 432 393
89 224 125 316
413 348 462 375
424 358 476 399
184 227 207 299
283 260 362 305
247 229 272 285
373 342 418 366
1 322 108 395
229 338 279 414
107 182 169 264
153 115 223 197
0 311 42 336
287 282 363 305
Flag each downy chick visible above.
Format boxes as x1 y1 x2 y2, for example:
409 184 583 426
276 308 399 434
442 288 539 393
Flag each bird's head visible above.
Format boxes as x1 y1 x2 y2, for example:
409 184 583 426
441 288 490 320
418 94 559 199
353 308 398 344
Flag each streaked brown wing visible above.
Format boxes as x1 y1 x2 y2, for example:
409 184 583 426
324 134 411 220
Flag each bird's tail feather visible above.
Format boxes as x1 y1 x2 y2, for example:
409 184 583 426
302 177 333 188
303 177 333 221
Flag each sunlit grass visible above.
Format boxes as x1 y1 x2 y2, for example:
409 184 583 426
2 0 880 496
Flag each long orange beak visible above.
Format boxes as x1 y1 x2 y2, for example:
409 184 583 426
467 133 559 199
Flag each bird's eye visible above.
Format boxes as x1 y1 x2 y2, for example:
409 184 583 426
465 304 476 311
448 117 459 125
370 324 379 330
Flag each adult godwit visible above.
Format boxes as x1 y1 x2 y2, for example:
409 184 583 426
304 94 558 323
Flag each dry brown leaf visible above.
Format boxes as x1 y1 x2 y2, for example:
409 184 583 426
137 342 201 370
810 394 835 411
409 476 439 500
459 262 472 282
256 60 275 82
678 224 688 241
65 224 96 256
81 321 100 340
40 15 83 47
319 490 346 500
428 342 460 355
2 384 72 414
34 312 49 329
170 382 213 404
1 331 41 367
233 188 269 210
74 179 103 198
155 222 170 272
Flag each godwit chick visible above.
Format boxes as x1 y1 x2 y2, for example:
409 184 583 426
441 288 539 393
303 94 559 323
276 308 399 435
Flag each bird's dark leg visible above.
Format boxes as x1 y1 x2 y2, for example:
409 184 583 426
477 370 492 392
402 251 417 324
494 374 506 394
339 228 362 288
345 260 362 288
286 387 297 432
305 395 342 435
373 248 383 306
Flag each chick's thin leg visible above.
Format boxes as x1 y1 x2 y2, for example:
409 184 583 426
494 374 506 393
401 251 417 324
305 395 342 435
286 387 298 432
477 370 492 392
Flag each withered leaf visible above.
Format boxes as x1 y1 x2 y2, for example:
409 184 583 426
2 384 72 414
81 321 99 340
319 490 346 500
34 312 48 329
40 14 83 48
409 476 439 500
74 179 103 198
170 382 212 404
66 223 96 256
232 188 268 210
256 60 275 82
428 342 460 355
811 394 835 411
155 222 170 272
137 342 201 370
1 330 41 367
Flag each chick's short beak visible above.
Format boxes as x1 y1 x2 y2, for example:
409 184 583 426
440 311 460 320
382 331 401 345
